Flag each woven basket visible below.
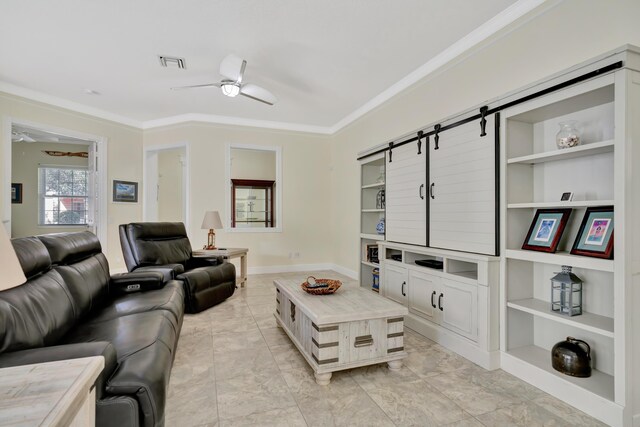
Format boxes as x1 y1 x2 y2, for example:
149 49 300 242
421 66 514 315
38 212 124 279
301 276 342 295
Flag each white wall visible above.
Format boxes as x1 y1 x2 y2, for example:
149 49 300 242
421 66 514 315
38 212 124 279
0 92 144 271
11 141 89 237
329 0 640 274
143 123 332 269
231 148 276 181
157 148 185 222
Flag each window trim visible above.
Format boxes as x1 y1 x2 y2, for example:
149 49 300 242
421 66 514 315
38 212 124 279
38 165 89 226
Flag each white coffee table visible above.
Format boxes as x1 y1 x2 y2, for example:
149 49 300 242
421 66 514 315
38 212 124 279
274 278 408 385
193 248 248 287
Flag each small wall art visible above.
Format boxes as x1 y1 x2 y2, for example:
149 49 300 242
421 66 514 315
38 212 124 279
11 183 22 204
113 180 138 203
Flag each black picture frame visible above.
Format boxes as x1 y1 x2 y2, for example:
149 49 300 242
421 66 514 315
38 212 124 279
570 206 614 259
366 244 379 264
522 208 572 253
113 180 138 203
11 183 22 204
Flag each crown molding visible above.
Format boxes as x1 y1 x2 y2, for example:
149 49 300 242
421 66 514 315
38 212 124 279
328 0 551 134
141 113 332 134
0 0 552 136
0 81 143 129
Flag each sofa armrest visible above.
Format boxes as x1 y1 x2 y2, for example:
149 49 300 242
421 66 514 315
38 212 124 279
0 342 117 400
133 263 184 279
110 271 166 294
186 256 222 269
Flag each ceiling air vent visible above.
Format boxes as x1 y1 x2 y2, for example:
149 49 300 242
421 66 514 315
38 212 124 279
158 56 186 69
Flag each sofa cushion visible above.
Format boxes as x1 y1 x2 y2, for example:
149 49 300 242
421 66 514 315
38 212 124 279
63 310 179 427
39 231 103 265
91 281 185 329
0 270 75 353
124 222 193 267
11 236 50 280
178 263 236 313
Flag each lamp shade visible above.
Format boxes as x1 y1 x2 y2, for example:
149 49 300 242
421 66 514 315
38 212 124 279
0 226 26 291
201 211 223 229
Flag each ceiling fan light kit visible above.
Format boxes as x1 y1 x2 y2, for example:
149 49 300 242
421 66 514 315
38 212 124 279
221 83 240 97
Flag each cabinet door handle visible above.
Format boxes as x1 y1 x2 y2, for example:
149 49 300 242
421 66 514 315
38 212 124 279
290 301 296 322
401 281 406 297
431 291 436 308
438 293 443 311
419 184 425 200
430 183 435 199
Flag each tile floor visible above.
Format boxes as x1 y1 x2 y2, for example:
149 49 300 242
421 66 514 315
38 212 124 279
166 271 605 427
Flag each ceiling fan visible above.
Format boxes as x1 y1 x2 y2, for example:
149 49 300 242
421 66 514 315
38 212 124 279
171 54 277 106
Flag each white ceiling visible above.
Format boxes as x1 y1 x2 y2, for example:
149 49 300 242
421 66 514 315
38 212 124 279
0 0 542 133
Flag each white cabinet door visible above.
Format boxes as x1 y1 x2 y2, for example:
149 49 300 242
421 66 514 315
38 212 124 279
408 269 439 323
439 278 478 342
429 116 496 255
383 262 408 306
386 142 427 246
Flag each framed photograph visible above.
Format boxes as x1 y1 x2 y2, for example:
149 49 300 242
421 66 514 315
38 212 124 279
366 244 379 264
560 192 574 202
571 206 614 259
522 208 572 253
11 183 22 204
113 180 138 203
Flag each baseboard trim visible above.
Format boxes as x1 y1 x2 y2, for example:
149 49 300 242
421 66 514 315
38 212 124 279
247 263 358 279
633 413 640 427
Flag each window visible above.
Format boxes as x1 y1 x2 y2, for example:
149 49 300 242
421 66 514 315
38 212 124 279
38 166 88 225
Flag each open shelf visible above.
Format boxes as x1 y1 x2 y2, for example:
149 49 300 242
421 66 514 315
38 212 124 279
361 233 382 240
507 200 614 209
361 261 379 268
362 209 384 213
362 182 384 189
505 249 614 272
507 140 614 165
506 345 614 402
507 298 614 338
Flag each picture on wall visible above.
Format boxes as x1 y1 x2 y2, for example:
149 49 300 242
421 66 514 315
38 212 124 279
571 206 614 259
113 180 138 203
11 183 22 204
522 209 572 253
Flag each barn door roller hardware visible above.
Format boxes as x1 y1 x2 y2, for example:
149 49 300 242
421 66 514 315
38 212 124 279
388 142 393 163
433 124 441 150
417 131 423 154
479 106 489 137
357 60 623 161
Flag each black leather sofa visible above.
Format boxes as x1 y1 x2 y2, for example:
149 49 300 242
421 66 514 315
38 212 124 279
0 232 184 427
119 222 236 313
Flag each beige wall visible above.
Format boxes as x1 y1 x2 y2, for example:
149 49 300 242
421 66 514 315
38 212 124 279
231 148 276 181
0 92 144 271
143 123 332 268
329 0 640 274
11 141 89 237
157 149 185 222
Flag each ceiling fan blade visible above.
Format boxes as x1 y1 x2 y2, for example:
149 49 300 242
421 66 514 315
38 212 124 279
171 83 220 90
219 54 245 81
240 84 277 106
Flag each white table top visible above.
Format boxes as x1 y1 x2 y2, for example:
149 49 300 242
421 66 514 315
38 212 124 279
0 356 104 427
274 278 407 325
193 248 248 257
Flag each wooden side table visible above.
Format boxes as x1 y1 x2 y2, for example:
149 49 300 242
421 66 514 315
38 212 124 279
0 356 104 426
193 248 249 287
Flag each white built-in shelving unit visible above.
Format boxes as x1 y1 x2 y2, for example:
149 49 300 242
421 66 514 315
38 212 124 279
359 153 385 291
500 47 640 426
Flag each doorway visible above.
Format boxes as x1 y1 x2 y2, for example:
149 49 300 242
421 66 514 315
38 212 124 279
143 144 189 227
4 121 107 247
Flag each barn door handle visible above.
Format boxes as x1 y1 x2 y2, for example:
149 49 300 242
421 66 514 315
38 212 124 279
401 281 406 297
431 291 436 308
430 183 435 199
438 293 444 311
419 184 425 200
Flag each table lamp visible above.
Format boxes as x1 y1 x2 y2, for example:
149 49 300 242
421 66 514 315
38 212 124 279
0 226 26 291
201 211 223 250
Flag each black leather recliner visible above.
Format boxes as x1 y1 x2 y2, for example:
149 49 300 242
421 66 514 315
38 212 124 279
119 222 236 313
0 232 184 427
